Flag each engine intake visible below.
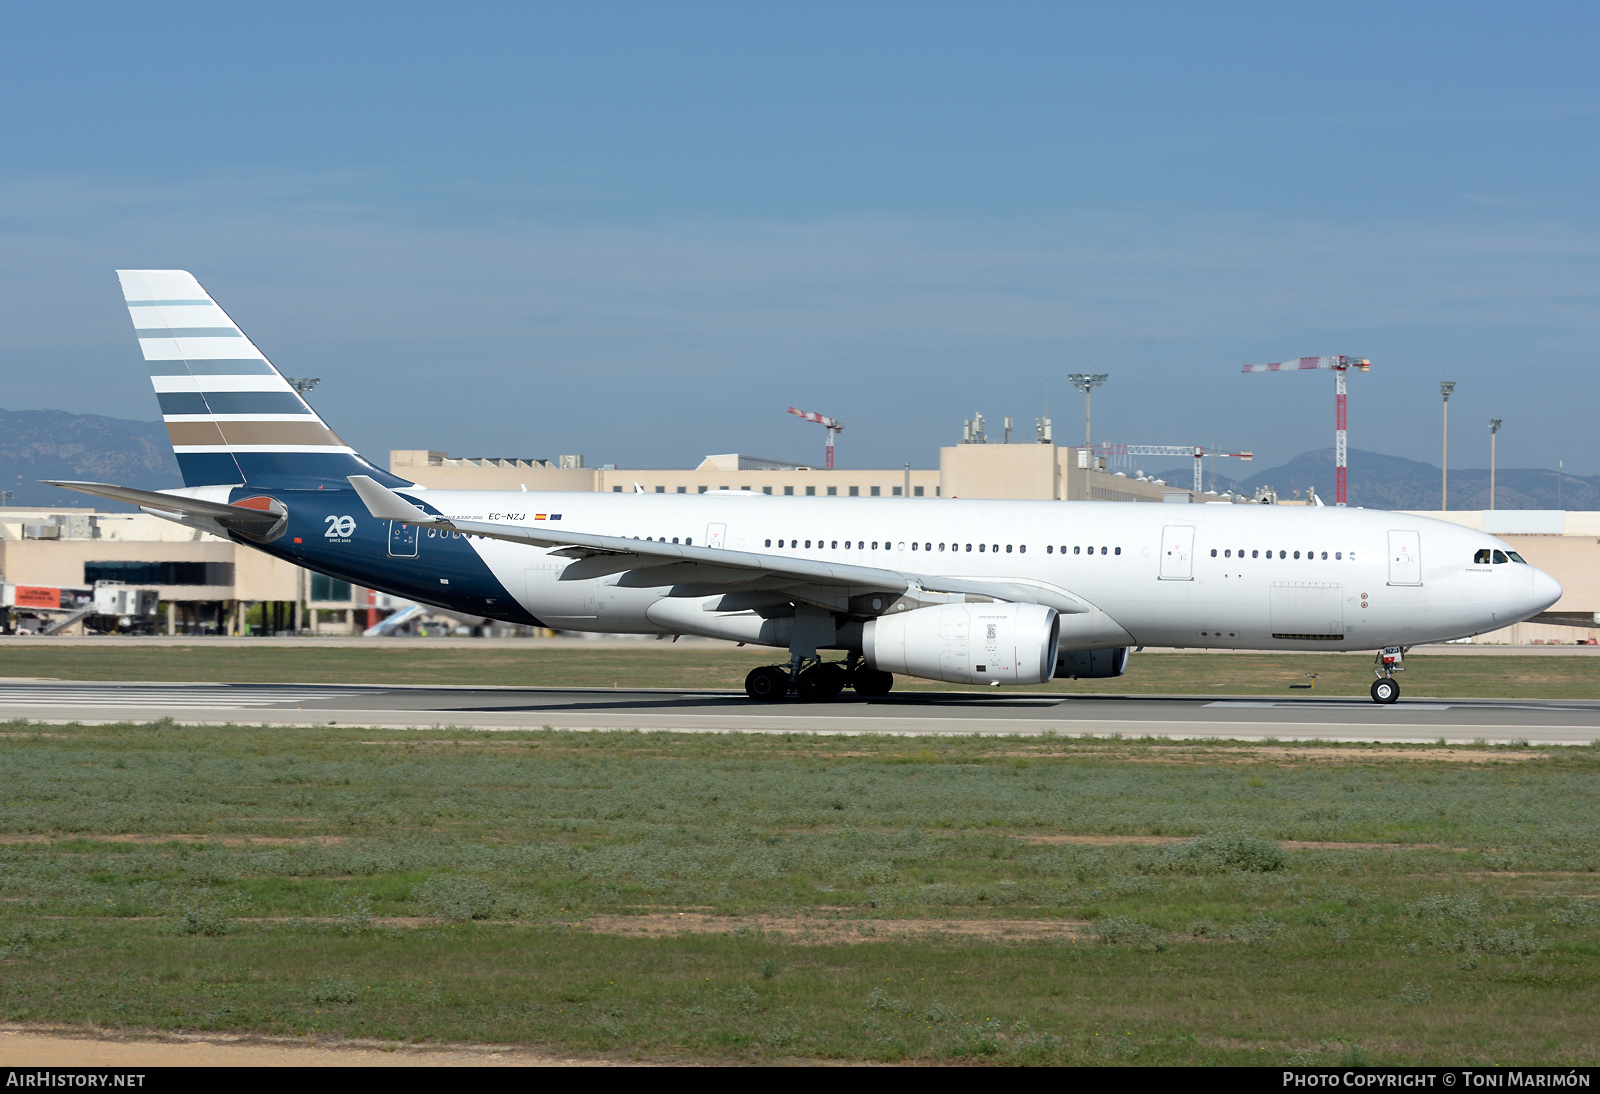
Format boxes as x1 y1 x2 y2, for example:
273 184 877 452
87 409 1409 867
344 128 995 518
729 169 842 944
864 602 1059 685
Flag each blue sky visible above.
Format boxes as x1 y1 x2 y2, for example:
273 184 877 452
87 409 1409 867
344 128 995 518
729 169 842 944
2 2 1597 475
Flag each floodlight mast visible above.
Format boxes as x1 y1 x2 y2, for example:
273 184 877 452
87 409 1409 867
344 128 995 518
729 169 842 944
1240 356 1370 506
1440 382 1456 510
786 406 843 469
1067 373 1108 450
1488 418 1502 511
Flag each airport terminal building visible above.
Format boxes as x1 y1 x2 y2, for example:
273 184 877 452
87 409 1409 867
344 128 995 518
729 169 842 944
388 440 1208 504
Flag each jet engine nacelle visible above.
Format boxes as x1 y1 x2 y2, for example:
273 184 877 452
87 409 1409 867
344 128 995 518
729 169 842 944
863 602 1059 685
1055 647 1130 679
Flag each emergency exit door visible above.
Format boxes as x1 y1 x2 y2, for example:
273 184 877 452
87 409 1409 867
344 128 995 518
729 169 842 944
1387 530 1422 586
1159 525 1195 580
388 520 419 558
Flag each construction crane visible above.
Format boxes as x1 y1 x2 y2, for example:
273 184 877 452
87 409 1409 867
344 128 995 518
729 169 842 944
1091 445 1253 494
1240 356 1370 506
786 406 843 469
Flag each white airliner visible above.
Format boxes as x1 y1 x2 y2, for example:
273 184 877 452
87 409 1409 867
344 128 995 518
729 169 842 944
52 271 1562 704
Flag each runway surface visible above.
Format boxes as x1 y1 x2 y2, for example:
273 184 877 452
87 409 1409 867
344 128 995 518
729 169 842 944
1 680 1598 744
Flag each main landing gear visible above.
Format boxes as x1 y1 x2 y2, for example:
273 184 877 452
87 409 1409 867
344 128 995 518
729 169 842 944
1370 645 1405 704
744 653 893 702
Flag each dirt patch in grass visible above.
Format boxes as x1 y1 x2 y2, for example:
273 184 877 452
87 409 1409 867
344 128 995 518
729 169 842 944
1458 871 1600 879
992 746 1541 765
1010 834 1467 851
1254 746 1536 764
0 1026 614 1067
578 912 1088 943
0 833 346 846
1011 834 1184 846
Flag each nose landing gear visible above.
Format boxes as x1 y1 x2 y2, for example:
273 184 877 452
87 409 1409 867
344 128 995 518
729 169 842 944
1370 645 1405 704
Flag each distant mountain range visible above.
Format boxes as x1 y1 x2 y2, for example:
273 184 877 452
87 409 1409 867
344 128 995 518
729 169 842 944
0 408 181 510
1150 448 1600 511
0 408 1593 513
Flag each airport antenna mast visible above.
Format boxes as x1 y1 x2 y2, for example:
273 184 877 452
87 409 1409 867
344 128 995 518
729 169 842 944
1241 356 1370 506
786 406 843 469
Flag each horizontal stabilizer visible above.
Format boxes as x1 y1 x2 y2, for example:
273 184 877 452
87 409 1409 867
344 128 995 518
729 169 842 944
347 475 434 524
43 480 282 526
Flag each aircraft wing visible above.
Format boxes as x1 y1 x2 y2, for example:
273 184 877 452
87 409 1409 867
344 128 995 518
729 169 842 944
348 476 1090 614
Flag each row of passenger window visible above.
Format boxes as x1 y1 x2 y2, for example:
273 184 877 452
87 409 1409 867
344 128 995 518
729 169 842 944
765 539 1028 553
1210 548 1352 560
620 485 929 496
759 539 1133 556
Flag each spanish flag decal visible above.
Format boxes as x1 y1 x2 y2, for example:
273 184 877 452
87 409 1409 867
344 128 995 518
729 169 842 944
535 514 547 520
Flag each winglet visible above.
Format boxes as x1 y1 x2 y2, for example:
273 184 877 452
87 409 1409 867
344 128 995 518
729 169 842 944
347 475 437 523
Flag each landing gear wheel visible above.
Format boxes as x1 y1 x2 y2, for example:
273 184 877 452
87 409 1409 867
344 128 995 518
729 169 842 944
1371 677 1400 704
852 668 894 698
745 666 790 702
796 662 848 701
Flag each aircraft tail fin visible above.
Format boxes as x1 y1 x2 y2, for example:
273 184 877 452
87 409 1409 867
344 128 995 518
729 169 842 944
116 270 409 490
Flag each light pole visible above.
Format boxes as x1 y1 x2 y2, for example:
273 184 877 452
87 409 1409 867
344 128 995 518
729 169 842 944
1440 381 1456 510
1488 419 1501 510
1067 373 1108 451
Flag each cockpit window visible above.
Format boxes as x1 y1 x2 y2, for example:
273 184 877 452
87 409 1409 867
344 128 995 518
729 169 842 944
1507 551 1526 564
1473 549 1491 564
1492 550 1509 564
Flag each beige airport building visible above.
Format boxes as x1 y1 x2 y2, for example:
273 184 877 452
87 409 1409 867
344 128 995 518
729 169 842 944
390 440 1209 504
1 439 1595 643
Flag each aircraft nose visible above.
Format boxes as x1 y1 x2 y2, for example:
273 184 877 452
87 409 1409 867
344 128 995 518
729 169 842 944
1530 568 1563 613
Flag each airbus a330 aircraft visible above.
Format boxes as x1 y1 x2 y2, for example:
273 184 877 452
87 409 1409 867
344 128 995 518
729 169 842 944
52 270 1562 704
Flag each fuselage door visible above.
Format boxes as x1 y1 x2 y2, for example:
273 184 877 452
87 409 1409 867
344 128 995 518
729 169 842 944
388 520 419 558
706 523 726 549
1387 530 1422 586
1159 524 1195 580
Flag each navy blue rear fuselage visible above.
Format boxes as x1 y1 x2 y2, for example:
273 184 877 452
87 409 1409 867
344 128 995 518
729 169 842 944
229 483 542 625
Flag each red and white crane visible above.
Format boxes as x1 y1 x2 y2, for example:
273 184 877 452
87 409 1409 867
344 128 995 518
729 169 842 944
1240 356 1370 506
1092 445 1253 493
786 406 843 469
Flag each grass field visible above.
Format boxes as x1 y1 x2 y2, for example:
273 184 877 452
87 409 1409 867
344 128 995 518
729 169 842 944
0 722 1596 1064
3 643 1600 699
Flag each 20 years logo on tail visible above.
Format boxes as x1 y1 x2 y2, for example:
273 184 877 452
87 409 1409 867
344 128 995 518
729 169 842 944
324 515 357 541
